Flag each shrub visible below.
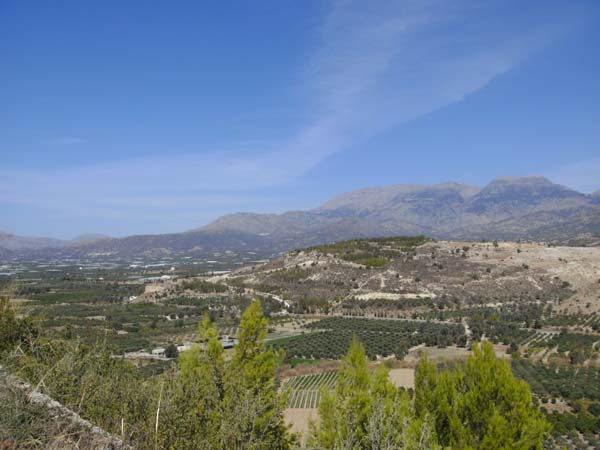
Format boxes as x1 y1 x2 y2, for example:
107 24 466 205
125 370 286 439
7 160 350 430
165 344 179 358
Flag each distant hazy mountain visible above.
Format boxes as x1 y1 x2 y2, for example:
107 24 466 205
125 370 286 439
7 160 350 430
205 176 597 241
318 182 479 233
0 231 66 251
318 177 590 232
3 176 599 260
70 234 112 244
0 232 111 252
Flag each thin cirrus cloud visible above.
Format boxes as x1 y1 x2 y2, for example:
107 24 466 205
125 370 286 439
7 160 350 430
2 0 575 231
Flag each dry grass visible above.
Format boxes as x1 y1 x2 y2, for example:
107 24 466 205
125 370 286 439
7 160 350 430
280 360 340 379
0 368 129 450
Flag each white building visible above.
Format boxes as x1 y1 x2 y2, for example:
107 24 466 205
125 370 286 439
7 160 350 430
151 347 165 357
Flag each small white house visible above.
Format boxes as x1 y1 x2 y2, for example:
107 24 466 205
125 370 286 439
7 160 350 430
152 347 165 357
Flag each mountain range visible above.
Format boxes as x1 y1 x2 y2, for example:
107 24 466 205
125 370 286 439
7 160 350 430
2 176 599 260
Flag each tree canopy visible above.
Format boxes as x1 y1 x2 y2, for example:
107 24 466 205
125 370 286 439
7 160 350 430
308 336 439 450
159 299 293 450
415 342 550 450
308 339 549 450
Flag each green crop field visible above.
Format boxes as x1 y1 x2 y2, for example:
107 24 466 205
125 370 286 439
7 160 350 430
512 360 600 402
272 317 466 360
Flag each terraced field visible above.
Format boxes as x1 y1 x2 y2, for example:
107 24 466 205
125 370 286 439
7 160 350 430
583 312 600 328
521 331 556 347
282 372 338 408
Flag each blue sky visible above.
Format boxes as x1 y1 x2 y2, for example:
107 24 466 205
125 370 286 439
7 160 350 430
1 0 599 239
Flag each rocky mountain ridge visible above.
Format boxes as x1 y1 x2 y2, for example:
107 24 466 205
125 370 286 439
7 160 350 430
2 176 599 260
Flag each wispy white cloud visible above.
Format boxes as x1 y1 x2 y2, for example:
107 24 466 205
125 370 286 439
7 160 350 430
1 0 574 229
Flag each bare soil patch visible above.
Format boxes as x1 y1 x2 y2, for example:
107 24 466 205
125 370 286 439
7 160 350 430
388 368 414 389
405 345 471 363
284 408 318 443
280 360 340 379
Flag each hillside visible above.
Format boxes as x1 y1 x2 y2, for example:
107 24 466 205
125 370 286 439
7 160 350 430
216 237 600 316
0 365 130 449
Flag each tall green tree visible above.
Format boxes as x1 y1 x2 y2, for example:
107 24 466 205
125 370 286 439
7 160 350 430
160 299 293 450
414 341 550 450
221 299 291 450
308 336 439 450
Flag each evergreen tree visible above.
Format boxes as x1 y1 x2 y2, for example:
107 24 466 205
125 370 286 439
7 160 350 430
160 299 293 450
414 341 550 450
165 344 179 359
221 300 291 450
308 336 439 449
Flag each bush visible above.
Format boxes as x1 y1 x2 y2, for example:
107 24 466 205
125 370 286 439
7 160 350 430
165 344 179 358
589 402 600 417
507 342 519 354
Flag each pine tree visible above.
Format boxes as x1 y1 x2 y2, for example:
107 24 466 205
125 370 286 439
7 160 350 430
161 299 293 450
221 299 291 450
414 341 550 450
308 336 439 449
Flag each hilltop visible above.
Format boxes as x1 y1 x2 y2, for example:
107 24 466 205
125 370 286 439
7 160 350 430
216 236 600 316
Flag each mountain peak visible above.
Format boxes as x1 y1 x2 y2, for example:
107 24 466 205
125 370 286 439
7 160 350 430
478 176 585 198
318 181 481 213
3 176 598 259
489 175 554 186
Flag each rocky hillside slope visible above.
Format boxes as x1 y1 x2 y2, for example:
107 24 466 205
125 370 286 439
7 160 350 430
217 237 600 316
